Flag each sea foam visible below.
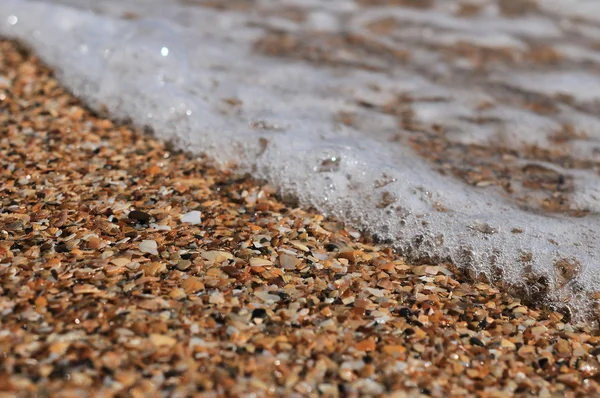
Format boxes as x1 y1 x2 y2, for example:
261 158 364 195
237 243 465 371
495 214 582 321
2 0 600 317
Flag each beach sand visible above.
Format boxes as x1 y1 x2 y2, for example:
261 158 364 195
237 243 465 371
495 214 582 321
1 39 600 397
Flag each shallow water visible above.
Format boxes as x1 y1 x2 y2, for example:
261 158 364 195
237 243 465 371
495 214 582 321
2 0 600 316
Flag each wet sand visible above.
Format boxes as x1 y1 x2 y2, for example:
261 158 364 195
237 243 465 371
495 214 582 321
1 40 600 397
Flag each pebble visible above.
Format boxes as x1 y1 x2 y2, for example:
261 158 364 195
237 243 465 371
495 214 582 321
180 210 202 225
110 257 130 267
128 210 152 223
254 291 281 303
138 240 158 256
150 334 177 348
279 253 300 269
201 250 232 263
501 339 516 350
250 257 273 267
383 345 406 357
209 291 225 304
182 277 204 294
355 338 377 352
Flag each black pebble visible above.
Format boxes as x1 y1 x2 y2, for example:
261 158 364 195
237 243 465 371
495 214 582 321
324 243 339 252
55 243 69 253
469 337 485 347
398 307 412 318
128 210 151 223
478 318 488 330
251 308 267 319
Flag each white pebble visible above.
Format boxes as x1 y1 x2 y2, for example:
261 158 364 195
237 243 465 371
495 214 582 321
180 210 202 225
139 240 158 256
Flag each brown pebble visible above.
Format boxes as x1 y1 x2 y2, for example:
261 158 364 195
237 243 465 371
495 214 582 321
182 277 205 294
355 338 376 352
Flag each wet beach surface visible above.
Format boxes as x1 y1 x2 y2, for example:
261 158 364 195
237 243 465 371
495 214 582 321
2 40 600 397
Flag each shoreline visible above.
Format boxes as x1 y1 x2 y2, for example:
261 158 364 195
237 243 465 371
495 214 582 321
4 0 600 317
1 39 600 396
